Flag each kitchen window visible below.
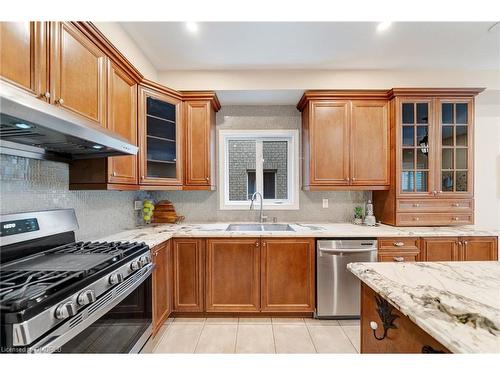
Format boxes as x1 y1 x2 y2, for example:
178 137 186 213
218 130 299 210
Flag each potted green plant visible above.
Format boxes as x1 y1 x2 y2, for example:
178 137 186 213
353 206 363 225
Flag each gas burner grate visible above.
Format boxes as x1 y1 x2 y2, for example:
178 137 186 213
0 270 82 311
0 241 148 313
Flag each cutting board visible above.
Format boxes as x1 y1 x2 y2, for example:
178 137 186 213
152 200 184 224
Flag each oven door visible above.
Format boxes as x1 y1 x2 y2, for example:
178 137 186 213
29 264 153 354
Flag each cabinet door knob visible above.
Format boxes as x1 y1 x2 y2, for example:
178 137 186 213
112 171 117 177
393 256 404 262
262 242 266 247
452 203 460 207
413 217 420 221
352 177 356 181
206 177 209 181
393 242 404 247
452 217 459 221
255 242 259 247
55 98 64 105
40 91 50 99
464 241 468 246
432 190 437 196
438 191 443 194
413 203 420 207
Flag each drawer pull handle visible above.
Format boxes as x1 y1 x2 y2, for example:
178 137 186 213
393 256 405 262
393 242 404 247
413 217 420 221
452 203 460 207
413 203 420 207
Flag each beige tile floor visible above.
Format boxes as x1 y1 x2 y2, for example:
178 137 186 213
146 317 360 354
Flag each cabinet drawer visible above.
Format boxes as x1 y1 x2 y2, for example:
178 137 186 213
396 213 473 226
397 199 473 213
379 237 419 250
378 251 418 262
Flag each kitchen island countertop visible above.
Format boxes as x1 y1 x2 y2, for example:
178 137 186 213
348 261 500 353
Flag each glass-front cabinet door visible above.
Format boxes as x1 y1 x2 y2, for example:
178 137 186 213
138 86 183 186
398 99 434 196
436 99 473 197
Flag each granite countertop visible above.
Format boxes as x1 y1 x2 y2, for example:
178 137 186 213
348 261 500 353
96 222 499 249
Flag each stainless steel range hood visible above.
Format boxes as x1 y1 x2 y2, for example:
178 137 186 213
0 83 138 162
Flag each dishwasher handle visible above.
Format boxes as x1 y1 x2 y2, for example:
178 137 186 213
319 248 377 256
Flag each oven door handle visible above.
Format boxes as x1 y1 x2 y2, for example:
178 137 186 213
27 263 155 353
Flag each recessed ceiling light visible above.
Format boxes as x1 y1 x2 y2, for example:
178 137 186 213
376 22 392 33
92 144 103 150
185 22 199 33
14 123 32 129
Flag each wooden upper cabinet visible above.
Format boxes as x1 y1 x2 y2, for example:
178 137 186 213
183 93 220 189
420 237 459 261
459 237 497 261
308 101 350 186
152 240 172 337
260 238 315 312
351 100 389 186
396 98 435 198
172 238 204 312
50 22 107 127
138 83 183 188
206 238 260 312
373 89 483 227
435 98 474 198
298 91 390 190
0 22 48 98
107 63 138 185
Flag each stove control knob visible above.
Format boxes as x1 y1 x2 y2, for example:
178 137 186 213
109 273 124 285
139 255 151 266
55 301 78 320
77 290 96 306
130 260 142 271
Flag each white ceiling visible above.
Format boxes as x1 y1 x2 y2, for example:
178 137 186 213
120 22 500 70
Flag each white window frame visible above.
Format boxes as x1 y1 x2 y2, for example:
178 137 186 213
218 129 300 210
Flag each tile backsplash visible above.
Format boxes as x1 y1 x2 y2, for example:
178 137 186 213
0 154 142 241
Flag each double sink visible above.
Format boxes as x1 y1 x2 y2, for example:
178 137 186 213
225 223 295 232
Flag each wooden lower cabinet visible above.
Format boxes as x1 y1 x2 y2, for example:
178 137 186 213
172 239 204 312
378 237 420 262
460 237 498 261
206 238 260 312
360 283 450 353
152 240 172 336
261 238 315 312
378 251 419 263
420 237 460 261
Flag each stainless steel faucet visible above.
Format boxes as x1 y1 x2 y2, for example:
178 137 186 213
250 192 267 223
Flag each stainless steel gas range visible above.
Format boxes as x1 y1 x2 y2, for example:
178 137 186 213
0 209 153 353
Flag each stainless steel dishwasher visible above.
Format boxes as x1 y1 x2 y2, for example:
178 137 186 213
316 239 377 318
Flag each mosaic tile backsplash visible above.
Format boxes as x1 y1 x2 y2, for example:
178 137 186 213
0 154 141 241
